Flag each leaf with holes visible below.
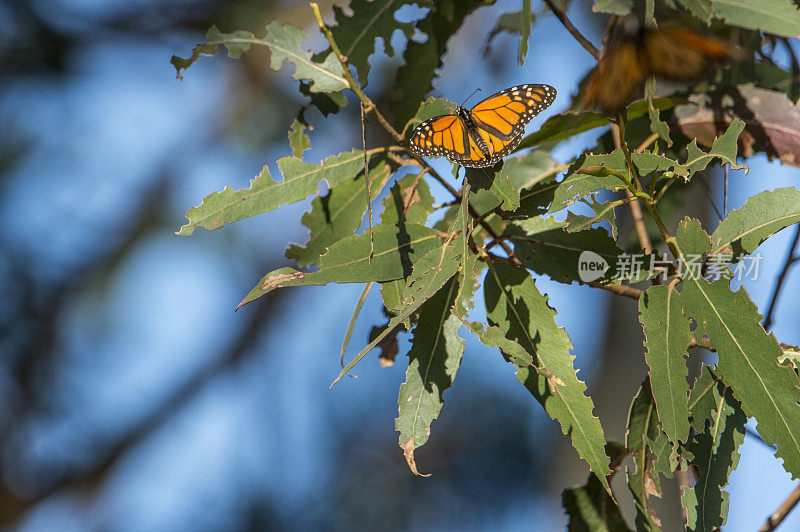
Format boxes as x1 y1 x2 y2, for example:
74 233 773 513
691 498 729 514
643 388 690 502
710 187 800 256
508 217 623 284
396 276 465 476
677 218 800 479
681 366 746 532
484 263 611 491
639 283 692 447
286 156 394 267
178 150 369 235
331 0 420 86
171 22 347 92
239 223 443 307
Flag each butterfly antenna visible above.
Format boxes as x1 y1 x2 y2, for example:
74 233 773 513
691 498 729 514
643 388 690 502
459 88 483 108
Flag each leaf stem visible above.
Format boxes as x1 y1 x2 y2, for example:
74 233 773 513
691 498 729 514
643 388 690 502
612 117 653 254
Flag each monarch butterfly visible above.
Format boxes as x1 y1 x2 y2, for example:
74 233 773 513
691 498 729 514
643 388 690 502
408 84 556 168
582 23 734 113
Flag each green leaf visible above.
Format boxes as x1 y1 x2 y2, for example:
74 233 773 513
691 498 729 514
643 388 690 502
333 212 472 385
508 217 623 284
639 283 692 447
516 98 678 151
684 118 747 174
632 151 688 177
484 263 611 490
396 276 465 476
645 78 672 146
331 0 418 86
170 26 256 79
239 223 443 307
288 118 311 158
178 150 367 235
505 180 560 220
489 172 520 211
331 243 459 387
564 196 621 238
563 468 632 532
519 0 531 65
380 172 435 226
592 0 633 15
625 378 666 532
484 11 523 57
452 185 480 319
710 187 800 256
286 157 394 267
391 0 488 128
681 366 747 532
171 22 347 92
711 0 800 38
549 149 628 212
678 0 712 22
463 322 533 368
677 218 800 478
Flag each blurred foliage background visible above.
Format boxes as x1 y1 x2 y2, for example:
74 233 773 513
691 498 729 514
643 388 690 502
2 0 800 530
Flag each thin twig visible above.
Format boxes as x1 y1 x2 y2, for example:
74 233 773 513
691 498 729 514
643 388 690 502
612 121 652 254
361 102 374 261
759 483 800 532
764 223 800 331
542 0 600 60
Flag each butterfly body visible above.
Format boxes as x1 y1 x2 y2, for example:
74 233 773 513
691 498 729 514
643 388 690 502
409 84 556 168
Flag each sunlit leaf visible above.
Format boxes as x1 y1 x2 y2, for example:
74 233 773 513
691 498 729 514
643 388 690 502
289 118 311 157
519 0 531 65
711 0 800 38
239 223 443 307
380 172 435 226
396 276 465 476
564 196 621 238
334 210 472 385
178 150 367 235
684 118 747 174
639 283 692 447
677 218 800 478
549 149 628 212
645 77 671 146
484 263 611 491
171 22 347 92
286 156 394 267
489 172 520 211
592 0 633 15
710 187 800 256
678 0 712 22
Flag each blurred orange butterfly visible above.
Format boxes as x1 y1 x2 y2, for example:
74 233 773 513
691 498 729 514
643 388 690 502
583 24 734 113
408 84 556 168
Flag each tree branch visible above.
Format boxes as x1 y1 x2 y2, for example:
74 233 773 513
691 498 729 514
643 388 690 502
763 223 800 331
542 0 600 60
759 483 800 532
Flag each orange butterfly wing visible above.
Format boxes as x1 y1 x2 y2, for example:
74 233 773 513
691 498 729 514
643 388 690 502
409 115 478 165
409 84 556 168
